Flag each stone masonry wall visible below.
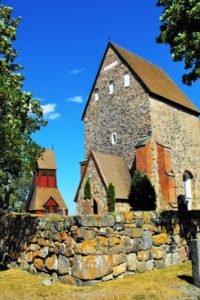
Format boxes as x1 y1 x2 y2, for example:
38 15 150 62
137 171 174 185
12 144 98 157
76 157 108 215
84 47 152 169
1 211 200 286
149 96 200 210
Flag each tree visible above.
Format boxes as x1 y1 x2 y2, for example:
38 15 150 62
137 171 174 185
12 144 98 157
107 183 115 213
157 0 200 85
84 179 91 200
129 170 156 211
0 2 46 210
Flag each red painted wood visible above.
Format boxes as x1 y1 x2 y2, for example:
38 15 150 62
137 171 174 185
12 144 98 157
35 211 45 215
48 175 56 187
41 176 47 187
45 198 57 206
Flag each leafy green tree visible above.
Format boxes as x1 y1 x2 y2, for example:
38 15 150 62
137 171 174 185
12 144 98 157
0 2 46 210
129 170 156 211
107 183 115 213
84 179 92 200
157 0 200 85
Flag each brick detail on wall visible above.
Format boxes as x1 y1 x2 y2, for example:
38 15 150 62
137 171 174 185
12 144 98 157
136 140 153 178
157 143 176 203
80 161 87 178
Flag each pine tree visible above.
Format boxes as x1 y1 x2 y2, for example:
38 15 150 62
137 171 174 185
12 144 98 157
107 183 115 213
84 179 91 200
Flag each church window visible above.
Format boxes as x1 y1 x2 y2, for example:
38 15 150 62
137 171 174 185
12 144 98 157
111 133 117 145
95 88 99 101
124 72 130 87
109 81 114 94
183 171 193 210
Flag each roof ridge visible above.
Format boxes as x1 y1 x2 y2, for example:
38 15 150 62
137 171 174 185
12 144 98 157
110 41 160 69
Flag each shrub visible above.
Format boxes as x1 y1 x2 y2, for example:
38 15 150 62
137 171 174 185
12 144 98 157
84 179 91 200
107 183 115 212
129 170 156 211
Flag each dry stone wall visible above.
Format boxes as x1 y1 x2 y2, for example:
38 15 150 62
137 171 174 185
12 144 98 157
1 211 200 286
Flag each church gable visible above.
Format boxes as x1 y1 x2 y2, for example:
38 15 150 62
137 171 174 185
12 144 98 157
76 154 107 215
83 44 151 167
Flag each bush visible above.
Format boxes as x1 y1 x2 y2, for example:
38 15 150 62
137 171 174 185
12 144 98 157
84 179 91 200
107 183 115 212
129 170 156 211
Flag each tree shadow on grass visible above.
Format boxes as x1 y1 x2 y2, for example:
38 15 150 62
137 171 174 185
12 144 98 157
178 275 193 285
0 264 9 271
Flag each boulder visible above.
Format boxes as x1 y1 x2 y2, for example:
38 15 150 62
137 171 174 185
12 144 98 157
72 255 113 280
45 254 58 271
58 255 70 275
113 263 127 276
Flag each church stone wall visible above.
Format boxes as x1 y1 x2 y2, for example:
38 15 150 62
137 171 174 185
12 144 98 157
1 212 200 286
76 157 108 215
84 48 152 169
149 96 200 209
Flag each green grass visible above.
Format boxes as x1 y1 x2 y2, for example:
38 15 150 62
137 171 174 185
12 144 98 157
0 261 194 300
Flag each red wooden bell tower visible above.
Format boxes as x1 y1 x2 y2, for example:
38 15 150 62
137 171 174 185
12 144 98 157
27 149 68 215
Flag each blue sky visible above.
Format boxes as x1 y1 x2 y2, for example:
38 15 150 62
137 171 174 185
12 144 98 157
5 0 200 215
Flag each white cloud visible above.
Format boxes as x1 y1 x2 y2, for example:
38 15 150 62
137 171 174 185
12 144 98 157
68 68 85 75
48 113 61 120
42 103 56 115
41 103 61 120
67 96 83 104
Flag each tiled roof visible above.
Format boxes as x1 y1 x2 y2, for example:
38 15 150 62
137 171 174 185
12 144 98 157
37 149 56 170
28 187 67 211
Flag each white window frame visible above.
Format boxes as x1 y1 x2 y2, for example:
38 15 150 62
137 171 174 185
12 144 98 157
94 88 99 101
109 80 114 94
111 133 117 145
124 72 130 87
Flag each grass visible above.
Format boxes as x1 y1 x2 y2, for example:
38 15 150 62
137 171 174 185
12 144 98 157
0 261 195 300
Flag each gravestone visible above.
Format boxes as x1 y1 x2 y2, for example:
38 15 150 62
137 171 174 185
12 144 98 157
191 239 200 288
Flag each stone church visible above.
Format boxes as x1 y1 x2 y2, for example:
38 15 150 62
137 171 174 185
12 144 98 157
75 42 200 214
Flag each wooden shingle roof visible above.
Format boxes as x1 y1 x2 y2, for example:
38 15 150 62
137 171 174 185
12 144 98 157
75 150 132 201
111 42 199 114
92 150 132 199
37 149 56 170
28 187 67 211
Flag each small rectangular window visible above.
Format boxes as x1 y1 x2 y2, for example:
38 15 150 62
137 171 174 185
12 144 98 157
124 73 130 87
111 133 117 145
95 88 99 101
109 81 114 94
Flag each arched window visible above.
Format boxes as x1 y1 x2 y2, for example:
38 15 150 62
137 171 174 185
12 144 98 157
183 171 193 210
